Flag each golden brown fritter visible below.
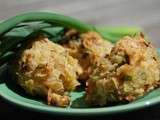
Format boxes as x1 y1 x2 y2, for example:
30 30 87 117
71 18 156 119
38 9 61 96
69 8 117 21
63 30 113 80
86 35 160 106
11 35 82 107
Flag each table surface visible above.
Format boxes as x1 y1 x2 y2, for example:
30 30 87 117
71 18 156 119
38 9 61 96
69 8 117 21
0 0 160 119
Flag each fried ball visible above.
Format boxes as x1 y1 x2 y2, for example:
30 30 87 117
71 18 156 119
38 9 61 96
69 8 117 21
11 35 82 107
86 35 160 106
63 30 113 80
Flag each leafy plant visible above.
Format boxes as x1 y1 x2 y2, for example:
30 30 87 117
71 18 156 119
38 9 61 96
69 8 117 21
0 12 141 66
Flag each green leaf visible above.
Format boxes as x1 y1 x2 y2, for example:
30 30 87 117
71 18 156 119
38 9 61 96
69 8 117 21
0 22 64 57
4 22 52 37
0 52 15 66
0 12 94 35
40 27 64 43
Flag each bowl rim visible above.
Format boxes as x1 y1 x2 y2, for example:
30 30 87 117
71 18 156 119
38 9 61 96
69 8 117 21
0 83 160 116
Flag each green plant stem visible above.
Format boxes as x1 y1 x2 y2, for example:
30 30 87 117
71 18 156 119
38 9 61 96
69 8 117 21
0 12 94 36
95 26 142 43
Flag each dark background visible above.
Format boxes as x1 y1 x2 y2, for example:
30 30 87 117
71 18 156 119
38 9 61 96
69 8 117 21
0 0 160 119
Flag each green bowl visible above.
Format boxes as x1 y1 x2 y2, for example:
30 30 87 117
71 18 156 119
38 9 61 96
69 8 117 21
0 48 160 116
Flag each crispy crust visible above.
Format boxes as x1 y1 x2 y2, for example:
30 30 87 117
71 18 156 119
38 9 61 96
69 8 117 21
11 35 81 107
86 35 160 106
63 30 113 80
